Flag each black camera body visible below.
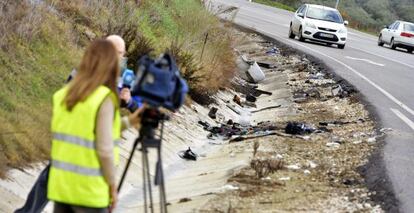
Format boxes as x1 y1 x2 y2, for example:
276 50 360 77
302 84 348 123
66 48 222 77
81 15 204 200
131 53 188 111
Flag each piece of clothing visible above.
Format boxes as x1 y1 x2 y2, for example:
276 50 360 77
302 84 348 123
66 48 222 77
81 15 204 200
14 164 50 213
96 97 116 186
53 202 109 213
48 86 121 207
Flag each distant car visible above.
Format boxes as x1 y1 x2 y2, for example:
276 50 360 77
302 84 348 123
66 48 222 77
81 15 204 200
289 4 348 49
378 21 414 53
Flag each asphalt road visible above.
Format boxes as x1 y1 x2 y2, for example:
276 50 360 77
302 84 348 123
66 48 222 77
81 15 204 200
213 0 414 212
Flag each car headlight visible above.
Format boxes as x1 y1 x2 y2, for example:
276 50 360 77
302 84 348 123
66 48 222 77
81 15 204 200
338 28 347 34
305 22 317 29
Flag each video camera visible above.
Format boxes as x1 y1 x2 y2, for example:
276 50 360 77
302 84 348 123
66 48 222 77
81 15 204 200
118 54 188 213
131 53 188 112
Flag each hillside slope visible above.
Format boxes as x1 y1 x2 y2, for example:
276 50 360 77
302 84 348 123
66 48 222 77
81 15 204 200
0 0 236 177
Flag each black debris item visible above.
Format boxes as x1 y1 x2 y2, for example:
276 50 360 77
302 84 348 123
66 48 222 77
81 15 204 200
285 122 315 135
255 89 272 96
226 104 240 115
331 82 357 98
317 126 332 133
178 147 197 161
178 198 192 203
198 121 211 130
342 178 359 186
257 61 277 69
251 105 281 113
246 94 257 103
227 119 234 125
201 120 278 140
319 120 348 126
208 107 218 119
243 101 257 108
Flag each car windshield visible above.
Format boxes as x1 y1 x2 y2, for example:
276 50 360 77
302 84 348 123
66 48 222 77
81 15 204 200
306 7 343 23
404 23 414 32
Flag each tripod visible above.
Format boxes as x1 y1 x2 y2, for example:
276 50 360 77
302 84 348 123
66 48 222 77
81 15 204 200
118 110 168 213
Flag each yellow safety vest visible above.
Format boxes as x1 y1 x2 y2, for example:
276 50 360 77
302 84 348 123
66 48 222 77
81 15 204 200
47 85 121 207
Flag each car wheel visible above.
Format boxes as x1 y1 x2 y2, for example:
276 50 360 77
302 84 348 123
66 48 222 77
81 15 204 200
338 44 345 49
378 35 384 46
298 27 305 42
390 38 396 49
408 48 413 54
288 25 295 39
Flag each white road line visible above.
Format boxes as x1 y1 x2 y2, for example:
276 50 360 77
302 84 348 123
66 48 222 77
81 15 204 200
350 46 414 70
391 108 414 131
239 24 414 117
345 56 385 67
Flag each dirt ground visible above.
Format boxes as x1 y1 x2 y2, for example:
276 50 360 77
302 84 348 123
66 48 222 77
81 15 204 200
195 30 385 212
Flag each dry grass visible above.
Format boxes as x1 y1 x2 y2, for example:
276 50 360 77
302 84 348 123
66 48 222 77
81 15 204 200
0 0 236 176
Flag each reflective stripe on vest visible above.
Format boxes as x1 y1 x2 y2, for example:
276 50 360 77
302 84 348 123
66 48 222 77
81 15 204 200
51 159 102 176
48 85 121 208
53 132 121 149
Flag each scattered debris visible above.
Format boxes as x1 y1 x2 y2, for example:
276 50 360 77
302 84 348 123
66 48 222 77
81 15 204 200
251 105 281 113
331 83 356 98
233 95 242 106
247 61 265 83
257 61 277 68
265 47 279 56
208 107 218 119
178 198 192 203
221 184 239 191
367 137 376 144
286 164 301 170
326 142 341 148
178 147 197 161
246 94 257 102
279 177 291 181
306 161 317 169
285 122 315 135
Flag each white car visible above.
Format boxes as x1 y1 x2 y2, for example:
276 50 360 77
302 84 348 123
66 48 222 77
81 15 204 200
378 21 414 53
289 4 348 49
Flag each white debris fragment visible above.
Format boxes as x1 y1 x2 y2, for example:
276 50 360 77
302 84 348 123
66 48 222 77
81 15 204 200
303 136 311 141
247 61 265 83
273 154 284 159
326 142 340 148
304 170 311 175
286 164 301 170
229 153 235 158
353 140 362 145
222 184 239 191
261 176 271 180
307 160 317 169
367 137 376 143
363 203 372 209
380 128 392 133
279 177 291 181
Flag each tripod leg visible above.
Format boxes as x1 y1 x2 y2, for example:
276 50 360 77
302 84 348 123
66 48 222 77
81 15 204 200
142 147 148 213
157 154 168 213
143 147 154 213
118 138 140 192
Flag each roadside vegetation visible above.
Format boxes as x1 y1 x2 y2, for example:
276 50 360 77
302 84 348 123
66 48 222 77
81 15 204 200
0 0 236 177
253 0 414 33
